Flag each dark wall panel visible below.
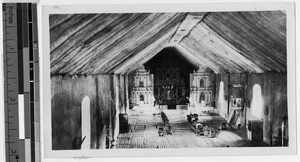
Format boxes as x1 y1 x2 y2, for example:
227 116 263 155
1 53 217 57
128 74 135 108
245 73 287 145
215 72 287 145
51 75 113 150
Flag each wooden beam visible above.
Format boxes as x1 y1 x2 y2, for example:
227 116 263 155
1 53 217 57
203 12 286 72
246 11 286 41
86 13 179 74
237 12 286 61
199 22 263 73
50 14 123 73
123 37 177 74
168 43 206 68
223 12 286 65
83 13 186 74
49 11 287 75
100 14 187 74
55 13 161 75
194 22 263 73
238 12 286 46
180 36 228 73
49 14 73 30
50 14 137 74
169 13 205 43
50 14 98 51
204 13 269 69
114 25 177 74
191 25 244 72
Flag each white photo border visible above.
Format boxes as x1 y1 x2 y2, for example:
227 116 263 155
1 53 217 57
40 2 297 158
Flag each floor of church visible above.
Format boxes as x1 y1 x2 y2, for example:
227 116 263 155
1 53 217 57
116 106 265 149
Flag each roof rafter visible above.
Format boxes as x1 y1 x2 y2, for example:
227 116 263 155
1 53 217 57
169 12 205 44
49 11 286 75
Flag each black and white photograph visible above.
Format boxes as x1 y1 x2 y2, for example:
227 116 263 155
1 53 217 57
40 2 297 158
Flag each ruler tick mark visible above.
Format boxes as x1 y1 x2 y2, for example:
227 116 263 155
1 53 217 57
6 142 15 143
9 128 18 130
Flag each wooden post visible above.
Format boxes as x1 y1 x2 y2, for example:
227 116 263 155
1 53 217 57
125 75 129 114
119 75 126 114
243 73 248 128
111 75 120 148
227 73 230 116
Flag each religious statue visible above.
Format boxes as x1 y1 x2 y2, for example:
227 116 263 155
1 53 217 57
162 85 174 100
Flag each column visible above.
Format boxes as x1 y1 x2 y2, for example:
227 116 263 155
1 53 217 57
125 75 129 113
111 75 119 149
119 75 125 114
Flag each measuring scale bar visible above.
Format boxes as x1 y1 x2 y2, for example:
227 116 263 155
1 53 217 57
3 3 39 162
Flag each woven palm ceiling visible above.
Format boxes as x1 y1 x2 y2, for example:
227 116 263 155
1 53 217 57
49 11 286 75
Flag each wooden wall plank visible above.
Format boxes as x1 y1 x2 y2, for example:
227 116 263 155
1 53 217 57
180 36 227 73
245 11 286 40
49 11 286 75
61 13 150 74
192 23 263 72
57 13 162 75
49 14 73 30
51 75 113 149
84 13 185 74
51 14 137 74
169 13 205 43
202 12 286 72
221 12 286 64
169 44 206 68
50 14 98 51
190 25 246 72
50 14 123 73
198 22 263 72
100 14 187 74
121 27 177 74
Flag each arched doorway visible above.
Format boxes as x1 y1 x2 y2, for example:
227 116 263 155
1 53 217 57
140 94 144 102
81 96 91 149
200 92 205 106
200 79 204 87
200 92 205 102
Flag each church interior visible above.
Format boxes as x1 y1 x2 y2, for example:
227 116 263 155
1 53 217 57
49 11 288 150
